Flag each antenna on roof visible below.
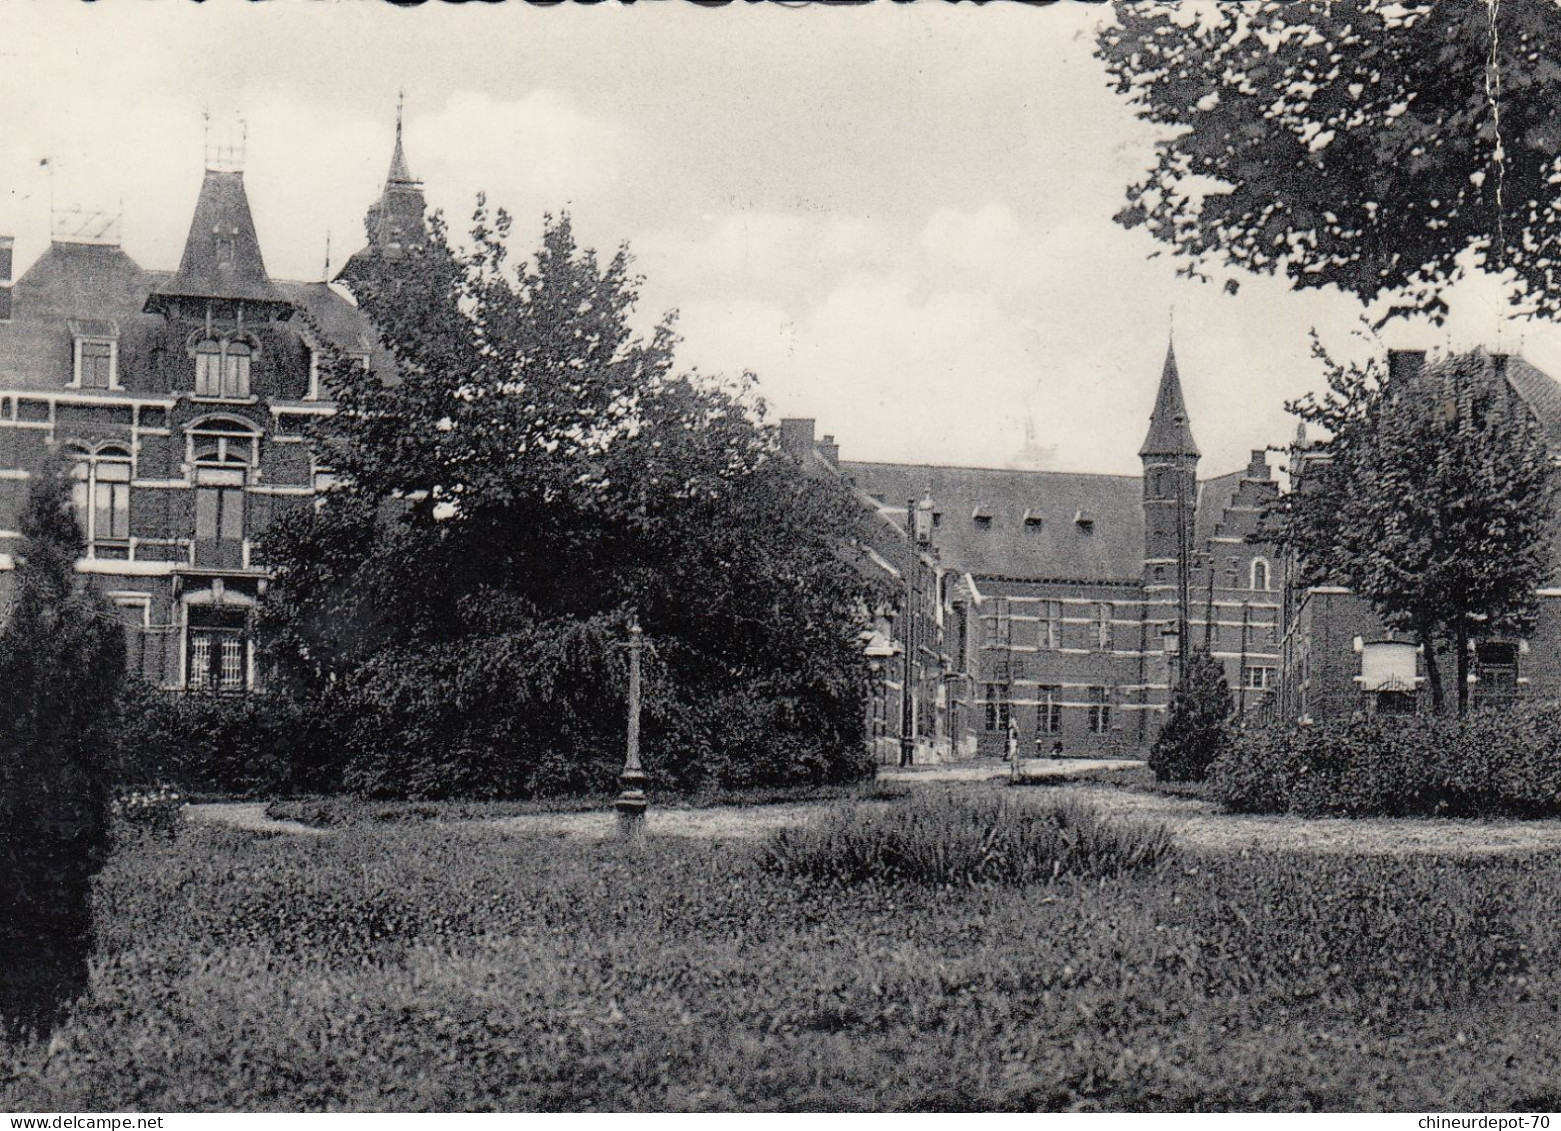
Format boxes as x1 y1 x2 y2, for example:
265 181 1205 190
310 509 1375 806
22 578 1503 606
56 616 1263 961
204 110 246 173
396 88 405 142
51 203 123 246
322 227 332 282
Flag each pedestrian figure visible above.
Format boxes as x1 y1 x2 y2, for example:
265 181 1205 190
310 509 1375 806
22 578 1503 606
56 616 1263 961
1004 716 1019 762
1051 740 1064 758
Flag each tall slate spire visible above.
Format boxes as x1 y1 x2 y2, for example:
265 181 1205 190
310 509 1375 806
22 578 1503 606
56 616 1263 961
386 92 417 188
1138 340 1201 458
339 96 429 284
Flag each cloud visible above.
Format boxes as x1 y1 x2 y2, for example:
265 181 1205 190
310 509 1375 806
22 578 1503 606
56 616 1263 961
415 90 635 227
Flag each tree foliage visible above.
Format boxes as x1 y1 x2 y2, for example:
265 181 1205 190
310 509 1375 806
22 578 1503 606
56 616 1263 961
259 205 881 797
1098 0 1561 321
1149 646 1232 782
1275 346 1555 714
0 457 126 1033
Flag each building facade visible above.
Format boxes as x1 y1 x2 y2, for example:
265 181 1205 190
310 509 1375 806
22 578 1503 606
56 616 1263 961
0 131 418 692
798 344 1282 759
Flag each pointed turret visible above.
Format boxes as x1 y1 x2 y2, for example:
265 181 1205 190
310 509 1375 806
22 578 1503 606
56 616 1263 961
339 97 429 284
145 168 288 317
386 104 417 188
1140 337 1201 594
1139 341 1200 458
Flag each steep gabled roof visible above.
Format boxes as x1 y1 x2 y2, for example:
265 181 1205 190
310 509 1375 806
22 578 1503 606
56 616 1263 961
1139 341 1200 459
1503 356 1561 452
842 461 1147 583
147 169 286 310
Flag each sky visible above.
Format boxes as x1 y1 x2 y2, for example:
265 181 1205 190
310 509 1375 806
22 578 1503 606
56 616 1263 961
0 1 1549 478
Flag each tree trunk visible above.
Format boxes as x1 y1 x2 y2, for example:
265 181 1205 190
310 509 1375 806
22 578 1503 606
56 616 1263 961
1421 629 1444 715
1455 622 1470 718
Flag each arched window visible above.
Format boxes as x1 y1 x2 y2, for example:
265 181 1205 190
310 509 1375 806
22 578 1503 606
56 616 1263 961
189 333 257 399
194 338 223 396
188 418 259 569
222 339 252 398
1251 557 1271 591
70 444 132 554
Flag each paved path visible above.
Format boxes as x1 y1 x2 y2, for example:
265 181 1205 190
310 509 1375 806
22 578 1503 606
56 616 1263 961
184 802 330 837
182 770 1561 857
880 758 1143 784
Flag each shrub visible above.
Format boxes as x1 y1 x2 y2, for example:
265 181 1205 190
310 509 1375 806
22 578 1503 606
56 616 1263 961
1148 646 1232 782
1209 703 1561 817
759 790 1175 887
0 460 126 1035
112 682 321 798
110 787 186 840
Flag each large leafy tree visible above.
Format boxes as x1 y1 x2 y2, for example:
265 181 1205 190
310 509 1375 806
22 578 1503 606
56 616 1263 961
0 457 126 1033
1098 0 1561 321
261 205 880 797
1277 347 1555 714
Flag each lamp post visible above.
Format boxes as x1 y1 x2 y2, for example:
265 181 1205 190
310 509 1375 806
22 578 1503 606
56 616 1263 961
900 493 936 768
616 617 649 840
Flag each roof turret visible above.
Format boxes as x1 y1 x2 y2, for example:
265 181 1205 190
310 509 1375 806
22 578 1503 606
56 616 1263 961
145 168 287 315
1138 340 1200 459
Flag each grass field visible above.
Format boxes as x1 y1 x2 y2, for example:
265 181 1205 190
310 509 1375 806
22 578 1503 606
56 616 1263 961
7 792 1561 1112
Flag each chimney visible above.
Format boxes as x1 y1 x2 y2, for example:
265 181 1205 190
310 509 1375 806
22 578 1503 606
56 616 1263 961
1247 449 1270 480
1387 349 1425 386
0 236 12 322
779 417 816 461
817 433 840 467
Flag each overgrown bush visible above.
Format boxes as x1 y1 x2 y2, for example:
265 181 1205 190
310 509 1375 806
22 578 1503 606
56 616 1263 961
760 791 1175 887
111 682 322 798
110 787 186 841
1210 704 1561 817
1148 647 1232 782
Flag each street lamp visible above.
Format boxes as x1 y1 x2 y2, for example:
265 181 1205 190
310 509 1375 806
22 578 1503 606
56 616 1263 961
615 616 649 840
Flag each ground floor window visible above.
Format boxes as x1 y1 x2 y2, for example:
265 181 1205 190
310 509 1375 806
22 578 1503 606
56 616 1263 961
187 606 249 692
1088 686 1111 734
1241 665 1276 691
1037 686 1061 734
984 683 1011 732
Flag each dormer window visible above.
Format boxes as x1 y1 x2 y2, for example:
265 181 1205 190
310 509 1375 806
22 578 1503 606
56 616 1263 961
222 339 252 398
972 504 993 525
1074 508 1095 530
69 320 120 390
1022 509 1043 528
190 333 257 400
195 339 223 396
215 227 236 268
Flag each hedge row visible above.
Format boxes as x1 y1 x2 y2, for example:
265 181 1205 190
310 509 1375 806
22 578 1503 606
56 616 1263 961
1209 705 1561 818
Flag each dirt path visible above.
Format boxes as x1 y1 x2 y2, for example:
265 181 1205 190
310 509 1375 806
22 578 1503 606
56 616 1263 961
184 802 330 837
880 757 1143 784
183 776 1561 857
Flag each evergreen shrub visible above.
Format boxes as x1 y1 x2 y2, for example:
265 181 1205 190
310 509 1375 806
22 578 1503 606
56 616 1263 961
1209 704 1561 817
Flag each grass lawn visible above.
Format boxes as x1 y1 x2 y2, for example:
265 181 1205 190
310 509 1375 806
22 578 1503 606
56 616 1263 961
6 799 1561 1111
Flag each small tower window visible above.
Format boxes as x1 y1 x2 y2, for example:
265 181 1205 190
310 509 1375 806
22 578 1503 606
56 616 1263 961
1251 558 1271 591
222 340 252 398
195 339 223 396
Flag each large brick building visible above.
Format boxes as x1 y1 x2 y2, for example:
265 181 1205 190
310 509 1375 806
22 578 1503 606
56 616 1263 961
1280 349 1561 723
0 130 417 691
797 345 1283 759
